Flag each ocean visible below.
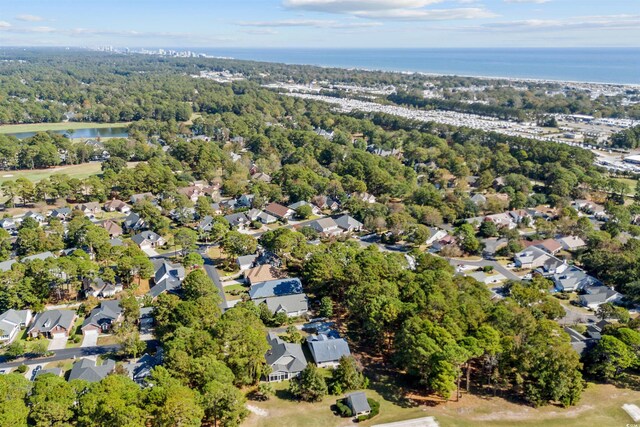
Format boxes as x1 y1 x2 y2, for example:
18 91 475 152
194 48 640 85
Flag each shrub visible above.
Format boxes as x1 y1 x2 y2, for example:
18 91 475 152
335 399 352 417
16 364 28 373
356 399 380 422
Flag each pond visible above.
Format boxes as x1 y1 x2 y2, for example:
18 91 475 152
7 127 129 140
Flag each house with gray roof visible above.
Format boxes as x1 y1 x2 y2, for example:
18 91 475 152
131 230 165 250
0 259 17 272
345 392 371 418
81 300 123 335
514 246 553 269
307 218 341 236
237 254 258 272
22 251 56 263
68 358 116 382
28 309 76 338
50 207 72 221
35 368 63 379
104 199 132 214
553 266 601 292
249 278 303 300
579 285 623 310
122 212 145 231
224 212 250 229
254 293 309 318
23 211 46 224
288 201 321 216
265 332 307 382
335 214 364 233
197 215 214 232
122 352 161 384
307 333 351 368
0 309 32 344
149 259 185 298
246 209 277 225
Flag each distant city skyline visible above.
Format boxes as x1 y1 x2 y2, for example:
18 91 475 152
0 0 638 48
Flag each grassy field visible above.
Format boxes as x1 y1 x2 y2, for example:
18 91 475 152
242 381 640 427
0 122 130 134
0 161 138 184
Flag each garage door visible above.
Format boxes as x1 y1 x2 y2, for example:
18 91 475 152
52 332 67 339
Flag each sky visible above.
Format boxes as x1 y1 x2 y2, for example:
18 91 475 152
0 0 638 48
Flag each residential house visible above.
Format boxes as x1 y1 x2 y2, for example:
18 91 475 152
553 266 601 292
432 235 457 252
533 239 563 255
265 332 307 382
426 228 448 246
68 358 116 382
220 199 239 212
237 254 258 272
249 278 303 300
109 238 124 247
177 186 202 203
288 201 321 216
22 251 56 263
149 259 185 298
224 212 250 229
335 215 364 233
82 277 122 298
0 309 32 344
122 353 161 384
23 211 46 225
254 293 309 317
131 231 165 250
104 199 132 214
264 202 294 220
35 368 64 379
345 392 371 418
245 264 286 286
197 215 215 232
122 212 145 232
75 202 102 217
350 192 376 204
50 207 72 221
246 209 277 225
470 194 487 207
100 220 123 238
81 300 123 335
0 218 18 235
307 333 351 368
307 218 341 236
237 194 255 208
564 327 597 357
28 310 76 338
251 172 272 183
514 246 554 269
579 285 623 310
130 193 154 205
558 236 587 251
312 196 339 212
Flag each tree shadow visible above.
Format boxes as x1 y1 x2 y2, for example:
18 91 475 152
275 388 298 401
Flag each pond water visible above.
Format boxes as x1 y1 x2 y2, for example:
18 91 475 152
6 127 128 139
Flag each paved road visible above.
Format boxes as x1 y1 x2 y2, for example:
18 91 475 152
445 258 521 282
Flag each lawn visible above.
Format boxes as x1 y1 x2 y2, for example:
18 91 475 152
96 335 119 346
224 283 249 301
243 381 640 427
0 122 130 134
0 161 138 184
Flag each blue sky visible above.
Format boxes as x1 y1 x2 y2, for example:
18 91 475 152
0 0 638 48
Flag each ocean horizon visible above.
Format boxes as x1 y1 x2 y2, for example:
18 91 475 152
187 48 640 85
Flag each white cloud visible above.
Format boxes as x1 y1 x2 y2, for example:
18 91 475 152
16 14 45 22
0 21 11 28
356 7 496 20
238 19 382 28
283 0 443 13
468 14 640 32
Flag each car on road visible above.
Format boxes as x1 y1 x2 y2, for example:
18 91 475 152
0 369 7 375
30 365 42 381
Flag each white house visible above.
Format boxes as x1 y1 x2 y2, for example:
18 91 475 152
0 309 32 345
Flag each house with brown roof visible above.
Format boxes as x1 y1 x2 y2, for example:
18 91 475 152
104 199 132 213
245 264 287 286
531 239 563 255
101 220 123 237
177 186 203 203
75 202 102 216
264 203 294 220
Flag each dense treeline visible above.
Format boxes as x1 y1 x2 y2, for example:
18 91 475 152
610 125 640 149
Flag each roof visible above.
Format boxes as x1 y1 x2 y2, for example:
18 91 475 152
237 254 258 267
335 214 363 231
0 309 31 336
82 300 122 330
22 252 55 262
224 212 249 226
0 259 17 272
558 236 586 250
249 278 303 299
536 239 563 254
307 333 351 364
346 392 371 414
68 358 116 382
131 231 163 246
28 310 75 335
264 202 291 218
254 293 309 314
245 264 286 285
149 259 185 298
265 332 307 375
308 217 339 232
101 220 123 236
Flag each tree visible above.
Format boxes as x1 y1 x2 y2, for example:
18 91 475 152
116 323 147 359
28 374 76 427
0 373 30 426
330 356 369 394
289 363 328 402
455 223 481 255
195 196 213 219
295 204 312 220
174 227 198 257
201 380 249 427
478 220 498 238
182 269 218 301
588 335 635 380
75 374 148 427
4 341 26 360
183 252 204 268
120 293 140 325
222 231 258 259
319 296 334 318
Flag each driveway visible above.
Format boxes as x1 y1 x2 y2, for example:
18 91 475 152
48 334 68 351
81 331 99 348
445 257 521 282
142 247 160 257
